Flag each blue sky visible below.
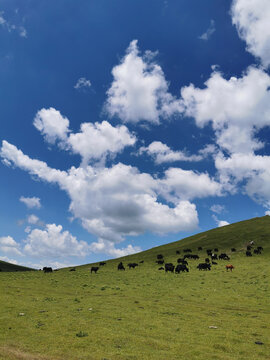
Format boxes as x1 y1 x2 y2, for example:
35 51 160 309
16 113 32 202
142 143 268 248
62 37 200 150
1 0 270 269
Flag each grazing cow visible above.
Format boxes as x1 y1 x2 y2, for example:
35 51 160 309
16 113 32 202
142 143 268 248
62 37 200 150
257 246 263 251
177 258 188 265
206 249 212 256
197 263 211 271
183 249 192 253
43 267 53 273
69 268 76 271
246 251 252 257
156 260 164 265
158 267 164 270
254 249 261 254
157 254 164 260
219 253 230 260
128 263 138 269
165 263 175 273
247 245 252 251
118 262 125 270
184 254 199 260
139 260 144 263
198 246 203 251
205 258 210 263
211 254 218 260
176 250 180 254
99 262 106 266
226 264 234 272
91 266 99 273
175 264 189 273
214 248 218 252
212 261 218 265
231 248 236 252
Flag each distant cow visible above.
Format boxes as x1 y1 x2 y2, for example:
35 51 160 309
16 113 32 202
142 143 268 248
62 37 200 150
257 246 263 251
211 254 218 260
183 249 192 253
158 267 164 270
226 264 235 272
214 248 218 252
247 245 252 251
219 253 230 260
157 254 164 260
69 268 76 271
246 251 252 257
198 246 203 251
165 263 175 273
231 248 236 252
99 262 106 266
118 262 125 270
175 264 189 273
205 258 210 263
212 261 218 265
139 260 144 263
254 249 261 254
177 258 188 265
43 267 53 273
128 263 138 269
90 266 99 273
197 263 211 271
156 260 164 265
176 250 180 254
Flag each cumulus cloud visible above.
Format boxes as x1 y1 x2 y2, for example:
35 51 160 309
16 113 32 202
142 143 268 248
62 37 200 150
181 66 270 154
33 108 136 165
231 0 270 67
0 236 22 256
27 214 40 225
212 214 230 227
198 19 216 41
210 204 225 214
89 239 141 258
20 196 41 209
1 141 202 247
24 223 90 258
106 40 183 124
74 77 91 90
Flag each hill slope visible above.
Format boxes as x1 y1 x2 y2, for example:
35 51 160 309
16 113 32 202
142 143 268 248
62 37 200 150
0 260 34 272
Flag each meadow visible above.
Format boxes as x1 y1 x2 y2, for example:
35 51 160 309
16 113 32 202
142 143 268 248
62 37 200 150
0 216 269 360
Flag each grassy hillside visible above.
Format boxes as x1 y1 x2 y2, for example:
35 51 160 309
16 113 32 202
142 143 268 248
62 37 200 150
0 260 35 272
0 216 269 360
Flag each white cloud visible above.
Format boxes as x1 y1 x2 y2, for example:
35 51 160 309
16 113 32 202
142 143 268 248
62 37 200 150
24 223 90 258
20 196 41 209
0 11 27 38
210 204 225 214
74 77 91 90
1 141 201 246
198 19 216 41
0 256 18 265
265 210 270 216
27 214 39 225
89 239 141 258
106 40 183 124
33 108 70 145
212 214 230 227
68 121 136 165
0 236 22 256
231 0 270 67
181 66 270 154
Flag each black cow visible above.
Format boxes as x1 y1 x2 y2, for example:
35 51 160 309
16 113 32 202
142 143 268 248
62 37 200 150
247 245 252 251
128 263 138 269
158 267 164 270
212 261 218 265
257 246 263 251
214 248 218 252
91 266 99 273
99 262 106 266
198 246 203 251
43 267 53 273
197 263 211 271
206 249 212 256
175 264 189 273
165 263 175 273
157 254 164 259
177 258 188 265
156 260 164 265
183 249 192 253
139 260 144 263
211 254 218 260
254 249 261 254
176 250 180 254
219 253 230 260
246 251 252 257
118 262 125 270
231 248 236 252
205 258 210 263
69 268 76 271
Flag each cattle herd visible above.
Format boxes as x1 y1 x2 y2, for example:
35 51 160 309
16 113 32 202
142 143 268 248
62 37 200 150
41 242 264 274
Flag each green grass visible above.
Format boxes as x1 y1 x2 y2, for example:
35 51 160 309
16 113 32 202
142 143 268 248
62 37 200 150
0 216 270 359
0 260 34 273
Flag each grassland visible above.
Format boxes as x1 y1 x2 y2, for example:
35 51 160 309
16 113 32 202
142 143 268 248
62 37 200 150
0 216 269 360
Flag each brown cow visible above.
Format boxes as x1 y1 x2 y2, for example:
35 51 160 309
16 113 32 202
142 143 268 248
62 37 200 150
226 264 234 272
